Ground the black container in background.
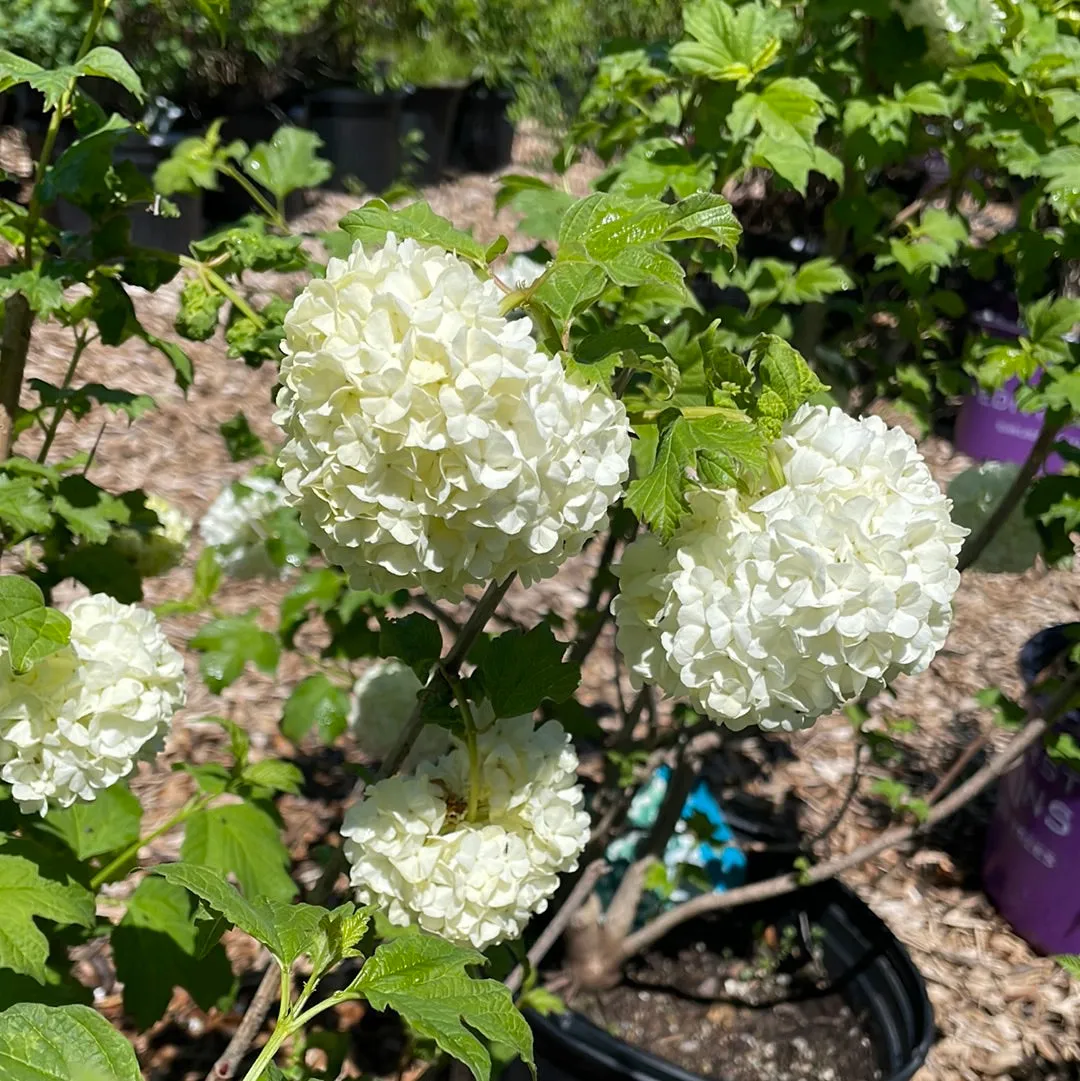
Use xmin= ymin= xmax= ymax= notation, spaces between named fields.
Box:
xmin=307 ymin=87 xmax=403 ymax=195
xmin=401 ymin=85 xmax=465 ymax=186
xmin=451 ymin=82 xmax=515 ymax=173
xmin=519 ymin=881 xmax=933 ymax=1081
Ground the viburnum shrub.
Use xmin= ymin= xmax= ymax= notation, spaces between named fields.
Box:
xmin=0 ymin=7 xmax=1076 ymax=1080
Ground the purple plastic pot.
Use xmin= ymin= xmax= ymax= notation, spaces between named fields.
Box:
xmin=954 ymin=311 xmax=1080 ymax=471
xmin=983 ymin=625 xmax=1080 ymax=954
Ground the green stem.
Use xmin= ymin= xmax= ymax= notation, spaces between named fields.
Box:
xmin=37 ymin=330 xmax=92 ymax=464
xmin=89 ymin=795 xmax=206 ymax=889
xmin=238 ymin=1024 xmax=291 ymax=1081
xmin=627 ymin=405 xmax=730 ymax=425
xmin=180 ymin=257 xmax=266 ymax=327
xmin=443 ymin=665 xmax=482 ymax=821
xmin=218 ymin=165 xmax=287 ymax=230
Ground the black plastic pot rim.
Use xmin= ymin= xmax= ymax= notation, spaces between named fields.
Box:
xmin=526 ymin=879 xmax=933 ymax=1081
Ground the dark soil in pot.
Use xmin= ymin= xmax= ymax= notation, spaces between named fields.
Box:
xmin=572 ymin=937 xmax=878 ymax=1081
xmin=401 ymin=85 xmax=465 ymax=186
xmin=307 ymin=86 xmax=403 ymax=195
xmin=522 ymin=881 xmax=932 ymax=1081
xmin=451 ymin=82 xmax=515 ymax=173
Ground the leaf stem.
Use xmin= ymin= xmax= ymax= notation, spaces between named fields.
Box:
xmin=37 ymin=329 xmax=94 ymax=464
xmin=89 ymin=795 xmax=207 ymax=890
xmin=218 ymin=165 xmax=286 ymax=230
xmin=444 ymin=664 xmax=482 ymax=821
xmin=180 ymin=257 xmax=266 ymax=329
xmin=627 ymin=405 xmax=730 ymax=425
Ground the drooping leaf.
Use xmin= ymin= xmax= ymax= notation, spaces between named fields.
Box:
xmin=219 ymin=412 xmax=267 ymax=462
xmin=111 ymin=877 xmax=236 ymax=1030
xmin=280 ymin=674 xmax=351 ymax=745
xmin=379 ymin=613 xmax=443 ymax=677
xmin=190 ymin=612 xmax=280 ymax=692
xmin=0 ymin=476 xmax=53 ymax=536
xmin=52 ymin=476 xmax=131 ymax=545
xmin=670 ymin=0 xmax=785 ymax=84
xmin=351 ymin=933 xmax=534 ymax=1081
xmin=475 ymin=624 xmax=580 ymax=719
xmin=36 ymin=783 xmax=141 ymax=861
xmin=279 ymin=567 xmax=344 ymax=643
xmin=0 ymin=1003 xmax=141 ymax=1081
xmin=240 ymin=759 xmax=304 ymax=795
xmin=0 ymin=855 xmax=94 ymax=982
xmin=0 ymin=577 xmax=71 ymax=672
xmin=340 ymin=200 xmax=486 ymax=264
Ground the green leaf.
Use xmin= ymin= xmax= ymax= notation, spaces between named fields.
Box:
xmin=0 ymin=1003 xmax=141 ymax=1081
xmin=0 ymin=855 xmax=94 ymax=982
xmin=192 ymin=0 xmax=231 ymax=41
xmin=30 ymin=381 xmax=155 ymax=423
xmin=778 ymin=258 xmax=854 ymax=303
xmin=76 ymin=47 xmax=145 ymax=102
xmin=625 ymin=412 xmax=697 ymax=540
xmin=0 ymin=53 xmax=72 ymax=111
xmin=219 ymin=412 xmax=267 ymax=462
xmin=751 ymin=334 xmax=825 ymax=420
xmin=155 ymin=863 xmax=343 ymax=970
xmin=1045 ymin=730 xmax=1080 ymax=769
xmin=0 ymin=576 xmax=70 ymax=672
xmin=1055 ymin=955 xmax=1080 ymax=980
xmin=190 ymin=612 xmax=281 ymax=692
xmin=729 ymin=77 xmax=829 ymax=144
xmin=142 ymin=332 xmax=194 ymax=392
xmin=340 ymin=200 xmax=486 ymax=264
xmin=660 ymin=192 xmax=742 ymax=253
xmin=37 ymin=783 xmax=141 ymax=861
xmin=352 ymin=933 xmax=534 ymax=1081
xmin=153 ymin=120 xmax=246 ymax=196
xmin=243 ymin=127 xmax=332 ymax=201
xmin=175 ymin=278 xmax=225 ymax=342
xmin=379 ymin=613 xmax=443 ymax=676
xmin=571 ymin=326 xmax=678 ymax=393
xmin=52 ymin=476 xmax=131 ymax=545
xmin=181 ymin=802 xmax=297 ymax=902
xmin=477 ymin=624 xmax=580 ymax=718
xmin=279 ymin=568 xmax=344 ymax=642
xmin=112 ymin=877 xmax=236 ymax=1030
xmin=0 ymin=268 xmax=66 ymax=317
xmin=670 ymin=0 xmax=783 ymax=84
xmin=241 ymin=759 xmax=304 ymax=795
xmin=532 ymin=262 xmax=608 ymax=326
xmin=280 ymin=674 xmax=351 ymax=745
xmin=0 ymin=476 xmax=53 ymax=536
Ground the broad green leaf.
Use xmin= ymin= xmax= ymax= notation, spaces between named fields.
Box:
xmin=192 ymin=0 xmax=231 ymax=41
xmin=0 ymin=1003 xmax=141 ymax=1081
xmin=670 ymin=0 xmax=783 ymax=84
xmin=660 ymin=192 xmax=741 ymax=253
xmin=476 ymin=624 xmax=580 ymax=718
xmin=571 ymin=325 xmax=678 ymax=393
xmin=308 ymin=905 xmax=371 ymax=981
xmin=0 ymin=576 xmax=71 ymax=672
xmin=0 ymin=267 xmax=66 ymax=316
xmin=181 ymin=802 xmax=297 ymax=902
xmin=751 ymin=334 xmax=825 ymax=420
xmin=153 ymin=120 xmax=246 ymax=195
xmin=30 ymin=381 xmax=155 ymax=422
xmin=37 ymin=783 xmax=141 ymax=861
xmin=279 ymin=567 xmax=344 ymax=642
xmin=76 ymin=47 xmax=145 ymax=102
xmin=728 ymin=77 xmax=829 ymax=143
xmin=778 ymin=258 xmax=854 ymax=304
xmin=0 ymin=53 xmax=72 ymax=111
xmin=142 ymin=332 xmax=194 ymax=391
xmin=625 ymin=413 xmax=698 ymax=539
xmin=112 ymin=877 xmax=235 ymax=1030
xmin=241 ymin=759 xmax=304 ymax=795
xmin=280 ymin=674 xmax=351 ymax=745
xmin=52 ymin=476 xmax=131 ymax=545
xmin=0 ymin=855 xmax=94 ymax=982
xmin=175 ymin=278 xmax=225 ymax=341
xmin=900 ymin=82 xmax=950 ymax=115
xmin=340 ymin=200 xmax=486 ymax=264
xmin=219 ymin=411 xmax=267 ymax=462
xmin=750 ymin=134 xmax=816 ymax=194
xmin=190 ymin=612 xmax=280 ymax=692
xmin=244 ymin=127 xmax=332 ymax=201
xmin=532 ymin=262 xmax=608 ymax=326
xmin=0 ymin=476 xmax=53 ymax=536
xmin=379 ymin=613 xmax=443 ymax=676
xmin=352 ymin=933 xmax=534 ymax=1081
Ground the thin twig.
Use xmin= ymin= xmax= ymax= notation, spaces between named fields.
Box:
xmin=805 ymin=741 xmax=864 ymax=847
xmin=617 ymin=669 xmax=1080 ymax=962
xmin=926 ymin=729 xmax=991 ymax=805
xmin=414 ymin=593 xmax=463 ymax=633
xmin=209 ymin=965 xmax=281 ymax=1079
xmin=505 ymin=860 xmax=608 ymax=994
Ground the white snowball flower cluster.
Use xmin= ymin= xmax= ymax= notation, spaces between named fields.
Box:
xmin=112 ymin=493 xmax=192 ymax=577
xmin=273 ymin=234 xmax=632 ymax=601
xmin=0 ymin=594 xmax=186 ymax=814
xmin=348 ymin=658 xmax=449 ymax=766
xmin=614 ymin=405 xmax=966 ymax=731
xmin=342 ymin=714 xmax=590 ymax=949
xmin=199 ymin=474 xmax=291 ymax=579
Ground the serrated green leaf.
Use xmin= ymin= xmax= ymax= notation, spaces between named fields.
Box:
xmin=750 ymin=334 xmax=825 ymax=417
xmin=352 ymin=933 xmax=534 ymax=1081
xmin=778 ymin=258 xmax=854 ymax=304
xmin=379 ymin=613 xmax=443 ymax=676
xmin=279 ymin=568 xmax=344 ymax=642
xmin=241 ymin=759 xmax=304 ymax=795
xmin=142 ymin=332 xmax=194 ymax=392
xmin=112 ymin=877 xmax=235 ymax=1031
xmin=340 ymin=200 xmax=486 ymax=264
xmin=30 ymin=381 xmax=155 ymax=422
xmin=0 ymin=476 xmax=53 ymax=536
xmin=477 ymin=624 xmax=580 ymax=718
xmin=729 ymin=77 xmax=829 ymax=144
xmin=0 ymin=577 xmax=71 ymax=672
xmin=37 ymin=783 xmax=141 ymax=861
xmin=0 ymin=1003 xmax=141 ymax=1081
xmin=243 ymin=126 xmax=331 ymax=201
xmin=0 ymin=855 xmax=94 ymax=982
xmin=532 ymin=262 xmax=608 ymax=326
xmin=181 ymin=802 xmax=297 ymax=902
xmin=76 ymin=47 xmax=145 ymax=102
xmin=280 ymin=673 xmax=351 ymax=745
xmin=625 ymin=413 xmax=697 ymax=539
xmin=52 ymin=476 xmax=131 ymax=545
xmin=670 ymin=0 xmax=783 ymax=84
xmin=190 ymin=613 xmax=280 ymax=692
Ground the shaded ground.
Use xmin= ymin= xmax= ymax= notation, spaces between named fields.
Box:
xmin=1 ymin=122 xmax=1079 ymax=1080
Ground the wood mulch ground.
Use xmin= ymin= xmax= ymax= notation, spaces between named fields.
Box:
xmin=2 ymin=121 xmax=1080 ymax=1080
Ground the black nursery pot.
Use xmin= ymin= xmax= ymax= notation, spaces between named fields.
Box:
xmin=524 ymin=881 xmax=933 ymax=1081
xmin=401 ymin=85 xmax=466 ymax=186
xmin=307 ymin=87 xmax=403 ymax=195
xmin=450 ymin=82 xmax=515 ymax=173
